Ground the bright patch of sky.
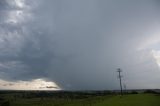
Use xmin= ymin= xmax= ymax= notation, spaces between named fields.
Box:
xmin=0 ymin=79 xmax=60 ymax=90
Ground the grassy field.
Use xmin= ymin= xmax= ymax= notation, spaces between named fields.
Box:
xmin=1 ymin=92 xmax=160 ymax=106
xmin=93 ymin=94 xmax=160 ymax=106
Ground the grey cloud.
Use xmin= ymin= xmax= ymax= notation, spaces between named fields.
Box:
xmin=0 ymin=0 xmax=160 ymax=90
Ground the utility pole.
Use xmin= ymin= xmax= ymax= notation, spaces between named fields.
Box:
xmin=117 ymin=68 xmax=123 ymax=95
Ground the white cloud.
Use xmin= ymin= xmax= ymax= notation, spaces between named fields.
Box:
xmin=6 ymin=0 xmax=26 ymax=9
xmin=14 ymin=0 xmax=25 ymax=8
xmin=0 ymin=79 xmax=60 ymax=90
xmin=152 ymin=50 xmax=160 ymax=67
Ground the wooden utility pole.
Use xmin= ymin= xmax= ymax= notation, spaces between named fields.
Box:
xmin=117 ymin=68 xmax=123 ymax=95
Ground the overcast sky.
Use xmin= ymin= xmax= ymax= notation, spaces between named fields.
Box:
xmin=0 ymin=0 xmax=160 ymax=90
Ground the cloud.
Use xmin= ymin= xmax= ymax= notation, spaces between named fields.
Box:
xmin=0 ymin=0 xmax=160 ymax=90
xmin=0 ymin=78 xmax=60 ymax=90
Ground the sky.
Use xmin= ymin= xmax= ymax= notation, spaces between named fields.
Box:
xmin=0 ymin=0 xmax=160 ymax=90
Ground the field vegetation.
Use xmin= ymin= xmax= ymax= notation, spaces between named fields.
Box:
xmin=0 ymin=90 xmax=160 ymax=106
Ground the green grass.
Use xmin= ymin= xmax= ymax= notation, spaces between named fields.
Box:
xmin=92 ymin=94 xmax=160 ymax=106
xmin=65 ymin=94 xmax=160 ymax=106
xmin=2 ymin=93 xmax=160 ymax=106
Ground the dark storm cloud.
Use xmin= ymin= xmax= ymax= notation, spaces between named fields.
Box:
xmin=1 ymin=0 xmax=160 ymax=90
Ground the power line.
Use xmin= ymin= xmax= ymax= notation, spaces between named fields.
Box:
xmin=117 ymin=68 xmax=123 ymax=95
